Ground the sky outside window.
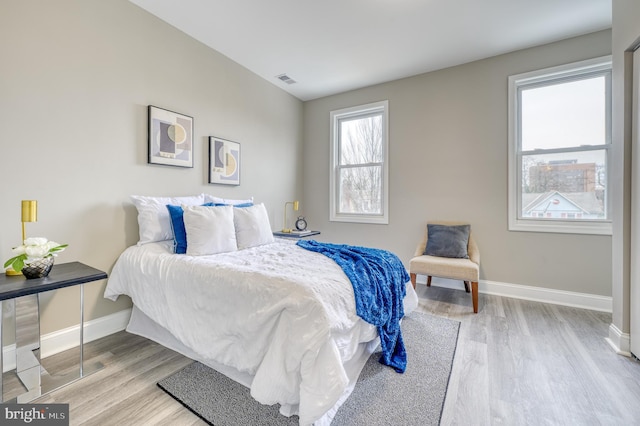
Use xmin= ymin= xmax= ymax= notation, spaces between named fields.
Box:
xmin=521 ymin=76 xmax=606 ymax=151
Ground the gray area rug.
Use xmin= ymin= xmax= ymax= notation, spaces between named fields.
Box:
xmin=157 ymin=312 xmax=460 ymax=425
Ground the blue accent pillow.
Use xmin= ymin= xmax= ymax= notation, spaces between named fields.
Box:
xmin=167 ymin=203 xmax=215 ymax=254
xmin=424 ymin=224 xmax=470 ymax=259
xmin=167 ymin=202 xmax=254 ymax=254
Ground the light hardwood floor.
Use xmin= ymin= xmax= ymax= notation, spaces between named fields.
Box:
xmin=9 ymin=285 xmax=640 ymax=425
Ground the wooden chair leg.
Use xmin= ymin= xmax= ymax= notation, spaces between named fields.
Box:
xmin=463 ymin=281 xmax=470 ymax=293
xmin=472 ymin=281 xmax=478 ymax=313
xmin=426 ymin=276 xmax=432 ymax=287
xmin=410 ymin=273 xmax=416 ymax=289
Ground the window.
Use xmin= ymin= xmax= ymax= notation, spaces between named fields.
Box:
xmin=330 ymin=100 xmax=389 ymax=224
xmin=508 ymin=56 xmax=612 ymax=235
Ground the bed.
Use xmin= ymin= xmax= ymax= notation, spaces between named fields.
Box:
xmin=104 ymin=195 xmax=418 ymax=425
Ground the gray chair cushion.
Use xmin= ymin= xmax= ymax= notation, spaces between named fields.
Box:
xmin=424 ymin=224 xmax=470 ymax=259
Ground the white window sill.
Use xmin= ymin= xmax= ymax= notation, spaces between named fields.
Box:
xmin=330 ymin=214 xmax=388 ymax=225
xmin=509 ymin=219 xmax=612 ymax=235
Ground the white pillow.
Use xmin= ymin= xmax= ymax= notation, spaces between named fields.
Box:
xmin=202 ymin=193 xmax=254 ymax=205
xmin=201 ymin=194 xmax=225 ymax=204
xmin=131 ymin=194 xmax=205 ymax=245
xmin=183 ymin=205 xmax=237 ymax=255
xmin=234 ymin=203 xmax=275 ymax=249
xmin=224 ymin=197 xmax=254 ymax=205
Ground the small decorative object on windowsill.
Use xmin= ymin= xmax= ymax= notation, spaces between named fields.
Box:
xmin=4 ymin=237 xmax=68 ymax=279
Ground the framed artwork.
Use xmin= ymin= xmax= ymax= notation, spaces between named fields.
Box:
xmin=209 ymin=136 xmax=240 ymax=185
xmin=148 ymin=105 xmax=193 ymax=168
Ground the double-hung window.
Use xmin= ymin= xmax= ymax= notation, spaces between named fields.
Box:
xmin=508 ymin=56 xmax=612 ymax=235
xmin=330 ymin=100 xmax=389 ymax=224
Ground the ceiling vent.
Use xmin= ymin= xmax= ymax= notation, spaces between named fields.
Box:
xmin=276 ymin=74 xmax=297 ymax=85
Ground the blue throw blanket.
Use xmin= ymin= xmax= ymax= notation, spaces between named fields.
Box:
xmin=296 ymin=240 xmax=409 ymax=373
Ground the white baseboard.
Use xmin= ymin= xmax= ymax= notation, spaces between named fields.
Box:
xmin=3 ymin=308 xmax=131 ymax=373
xmin=414 ymin=275 xmax=612 ymax=312
xmin=606 ymin=323 xmax=631 ymax=357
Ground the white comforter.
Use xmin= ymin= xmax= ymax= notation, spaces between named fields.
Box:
xmin=104 ymin=239 xmax=416 ymax=425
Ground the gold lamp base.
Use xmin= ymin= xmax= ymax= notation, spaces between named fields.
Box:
xmin=4 ymin=200 xmax=38 ymax=277
xmin=282 ymin=201 xmax=299 ymax=235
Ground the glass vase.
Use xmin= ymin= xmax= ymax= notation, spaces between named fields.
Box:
xmin=22 ymin=256 xmax=54 ymax=279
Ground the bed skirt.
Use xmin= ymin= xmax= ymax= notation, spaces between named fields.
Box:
xmin=127 ymin=306 xmax=370 ymax=425
xmin=125 ymin=281 xmax=418 ymax=425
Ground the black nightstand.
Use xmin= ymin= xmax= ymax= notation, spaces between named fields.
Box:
xmin=0 ymin=262 xmax=107 ymax=402
xmin=273 ymin=231 xmax=321 ymax=239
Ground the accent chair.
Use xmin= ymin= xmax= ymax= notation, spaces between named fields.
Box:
xmin=409 ymin=221 xmax=480 ymax=313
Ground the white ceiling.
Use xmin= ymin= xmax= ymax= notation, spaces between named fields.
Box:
xmin=129 ymin=0 xmax=612 ymax=101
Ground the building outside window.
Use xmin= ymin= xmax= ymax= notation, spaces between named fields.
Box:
xmin=330 ymin=100 xmax=389 ymax=224
xmin=508 ymin=56 xmax=612 ymax=235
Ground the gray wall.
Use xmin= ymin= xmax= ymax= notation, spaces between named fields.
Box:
xmin=0 ymin=0 xmax=303 ymax=335
xmin=0 ymin=0 xmax=619 ymax=342
xmin=611 ymin=0 xmax=640 ymax=336
xmin=303 ymin=30 xmax=612 ymax=296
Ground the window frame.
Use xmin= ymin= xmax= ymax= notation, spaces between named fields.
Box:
xmin=508 ymin=56 xmax=612 ymax=235
xmin=330 ymin=100 xmax=389 ymax=224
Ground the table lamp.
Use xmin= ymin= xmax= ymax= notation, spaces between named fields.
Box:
xmin=282 ymin=200 xmax=299 ymax=233
xmin=5 ymin=200 xmax=38 ymax=276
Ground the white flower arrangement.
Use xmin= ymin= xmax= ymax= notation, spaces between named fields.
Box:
xmin=4 ymin=237 xmax=68 ymax=273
